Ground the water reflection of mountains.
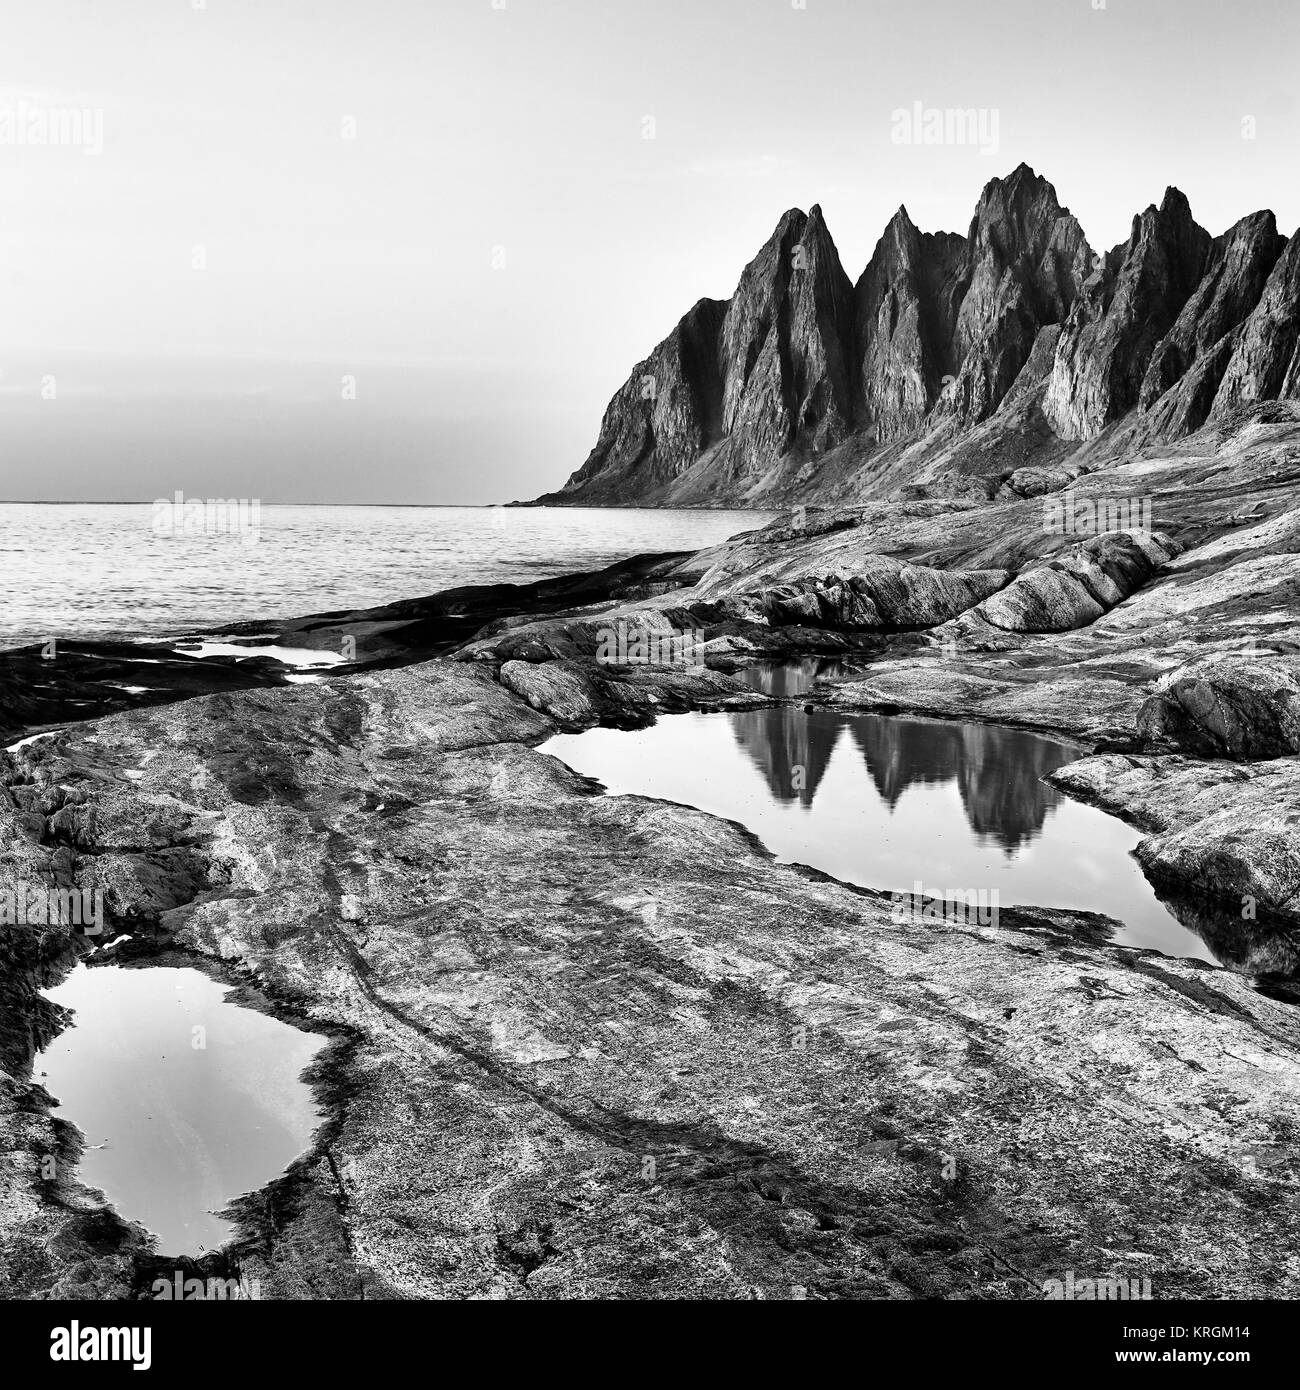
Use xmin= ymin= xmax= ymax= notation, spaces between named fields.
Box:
xmin=727 ymin=704 xmax=1077 ymax=851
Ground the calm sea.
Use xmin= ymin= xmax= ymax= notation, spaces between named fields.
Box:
xmin=0 ymin=503 xmax=774 ymax=650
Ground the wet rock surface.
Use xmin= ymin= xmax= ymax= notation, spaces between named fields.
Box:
xmin=6 ymin=417 xmax=1300 ymax=1299
xmin=0 ymin=550 xmax=699 ymax=748
xmin=4 ymin=662 xmax=1300 ymax=1301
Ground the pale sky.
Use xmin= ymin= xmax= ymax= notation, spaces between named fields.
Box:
xmin=0 ymin=0 xmax=1295 ymax=503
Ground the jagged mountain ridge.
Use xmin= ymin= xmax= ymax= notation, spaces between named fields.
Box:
xmin=531 ymin=164 xmax=1300 ymax=508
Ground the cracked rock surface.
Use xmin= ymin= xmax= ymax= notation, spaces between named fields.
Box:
xmin=3 ymin=655 xmax=1300 ymax=1300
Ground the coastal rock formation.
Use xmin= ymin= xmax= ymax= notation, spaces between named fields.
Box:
xmin=853 ymin=208 xmax=964 ymax=442
xmin=1136 ymin=654 xmax=1300 ymax=758
xmin=531 ymin=167 xmax=1299 ymax=509
xmin=850 ymin=167 xmax=1091 ymax=442
xmin=6 ymin=657 xmax=1300 ymax=1301
xmin=966 ymin=530 xmax=1181 ymax=633
xmin=497 ymin=655 xmax=761 ymax=730
xmin=740 ymin=560 xmax=1008 ymax=632
xmin=550 ymin=207 xmax=856 ymax=503
xmin=927 ymin=166 xmax=1092 ymax=431
xmin=1136 ymin=210 xmax=1285 ymax=436
xmin=0 ymin=552 xmax=705 ymax=747
xmin=719 ymin=205 xmax=858 ymax=471
xmin=555 ymin=297 xmax=727 ymax=502
xmin=8 ymin=409 xmax=1300 ymax=1301
xmin=1050 ymin=753 xmax=1300 ymax=919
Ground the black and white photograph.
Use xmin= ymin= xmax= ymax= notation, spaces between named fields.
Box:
xmin=0 ymin=0 xmax=1297 ymax=1365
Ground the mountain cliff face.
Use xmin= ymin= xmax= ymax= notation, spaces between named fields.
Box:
xmin=556 ymin=206 xmax=857 ymax=504
xmin=1211 ymin=232 xmax=1300 ymax=414
xmin=1042 ymin=189 xmax=1212 ymax=440
xmin=531 ymin=164 xmax=1299 ymax=507
xmin=553 ymin=296 xmax=727 ymax=504
xmin=718 ymin=205 xmax=858 ymax=473
xmin=1135 ymin=210 xmax=1285 ymax=439
xmin=930 ymin=165 xmax=1093 ymax=432
xmin=853 ymin=209 xmax=963 ymax=443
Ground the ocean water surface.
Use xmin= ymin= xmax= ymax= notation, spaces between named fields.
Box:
xmin=0 ymin=503 xmax=773 ymax=649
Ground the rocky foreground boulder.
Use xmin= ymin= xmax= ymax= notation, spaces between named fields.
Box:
xmin=727 ymin=558 xmax=1008 ymax=632
xmin=1050 ymin=753 xmax=1300 ymax=922
xmin=968 ymin=530 xmax=1182 ymax=633
xmin=1137 ymin=654 xmax=1300 ymax=758
xmin=496 ymin=656 xmax=761 ymax=731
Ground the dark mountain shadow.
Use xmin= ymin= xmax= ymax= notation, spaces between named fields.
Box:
xmin=953 ymin=722 xmax=1078 ymax=850
xmin=738 ymin=656 xmax=874 ymax=697
xmin=729 ymin=706 xmax=842 ymax=806
xmin=727 ymin=698 xmax=1078 ymax=845
xmin=847 ymin=714 xmax=1075 ymax=850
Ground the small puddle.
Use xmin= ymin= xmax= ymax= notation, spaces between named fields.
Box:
xmin=737 ymin=656 xmax=872 ymax=697
xmin=35 ymin=964 xmax=326 ymax=1256
xmin=546 ymin=704 xmax=1270 ymax=970
xmin=172 ymin=641 xmax=345 ymax=668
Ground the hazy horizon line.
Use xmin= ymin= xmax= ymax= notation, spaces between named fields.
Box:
xmin=0 ymin=498 xmax=772 ymax=511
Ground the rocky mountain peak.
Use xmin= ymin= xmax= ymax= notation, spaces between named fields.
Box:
xmin=717 ymin=202 xmax=856 ymax=469
xmin=1043 ymin=186 xmax=1211 ymax=440
xmin=534 ymin=168 xmax=1300 ymax=508
xmin=968 ymin=163 xmax=1061 ymax=248
xmin=1136 ymin=208 xmax=1285 ymax=436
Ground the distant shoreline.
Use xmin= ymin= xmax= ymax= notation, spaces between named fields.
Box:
xmin=0 ymin=499 xmax=774 ymax=510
